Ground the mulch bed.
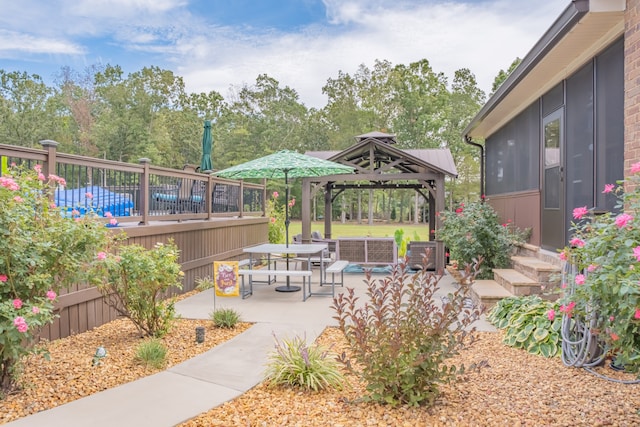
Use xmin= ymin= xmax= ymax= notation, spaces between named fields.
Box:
xmin=1 ymin=291 xmax=639 ymax=426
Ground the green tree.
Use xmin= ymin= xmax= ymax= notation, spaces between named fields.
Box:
xmin=491 ymin=57 xmax=522 ymax=96
xmin=0 ymin=70 xmax=57 ymax=147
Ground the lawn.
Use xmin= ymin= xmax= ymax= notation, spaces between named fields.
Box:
xmin=288 ymin=220 xmax=431 ymax=241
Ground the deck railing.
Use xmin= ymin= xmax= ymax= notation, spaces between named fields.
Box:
xmin=0 ymin=140 xmax=266 ymax=224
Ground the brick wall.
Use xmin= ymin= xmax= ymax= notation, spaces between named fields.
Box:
xmin=626 ymin=0 xmax=640 ymax=177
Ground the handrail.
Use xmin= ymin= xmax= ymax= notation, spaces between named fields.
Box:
xmin=0 ymin=141 xmax=265 ymax=225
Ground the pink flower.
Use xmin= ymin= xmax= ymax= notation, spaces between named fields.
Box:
xmin=272 ymin=191 xmax=279 ymax=199
xmin=615 ymin=213 xmax=634 ymax=228
xmin=635 ymin=308 xmax=640 ymax=320
xmin=270 ymin=217 xmax=276 ymax=224
xmin=610 ymin=332 xmax=619 ymax=341
xmin=109 ymin=218 xmax=118 ymax=226
xmin=631 ymin=162 xmax=640 ymax=174
xmin=455 ymin=208 xmax=463 ymax=214
xmin=13 ymin=196 xmax=22 ymax=202
xmin=602 ymin=184 xmax=615 ymax=193
xmin=575 ymin=274 xmax=585 ymax=285
xmin=559 ymin=301 xmax=576 ymax=317
xmin=13 ymin=317 xmax=28 ymax=333
xmin=85 ymin=192 xmax=93 ymax=199
xmin=32 ymin=306 xmax=40 ymax=314
xmin=559 ymin=252 xmax=567 ymax=261
xmin=104 ymin=212 xmax=113 ymax=218
xmin=609 ymin=316 xmax=615 ymax=322
xmin=49 ymin=203 xmax=56 ymax=209
xmin=97 ymin=252 xmax=107 ymax=260
xmin=288 ymin=198 xmax=296 ymax=208
xmin=547 ymin=309 xmax=555 ymax=321
xmin=34 ymin=164 xmax=42 ymax=172
xmin=587 ymin=264 xmax=597 ymax=272
xmin=72 ymin=209 xmax=80 ymax=216
xmin=569 ymin=238 xmax=585 ymax=248
xmin=0 ymin=177 xmax=19 ymax=191
xmin=572 ymin=206 xmax=589 ymax=220
xmin=634 ymin=246 xmax=640 ymax=262
xmin=12 ymin=299 xmax=22 ymax=309
xmin=46 ymin=290 xmax=57 ymax=301
xmin=0 ymin=274 xmax=7 ymax=282
xmin=37 ymin=173 xmax=45 ymax=181
xmin=561 ymin=282 xmax=567 ymax=289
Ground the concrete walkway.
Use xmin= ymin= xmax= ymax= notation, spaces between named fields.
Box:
xmin=5 ymin=270 xmax=495 ymax=427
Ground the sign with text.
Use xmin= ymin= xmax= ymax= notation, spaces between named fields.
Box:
xmin=214 ymin=261 xmax=239 ymax=297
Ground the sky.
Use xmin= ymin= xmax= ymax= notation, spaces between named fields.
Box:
xmin=0 ymin=0 xmax=569 ymax=108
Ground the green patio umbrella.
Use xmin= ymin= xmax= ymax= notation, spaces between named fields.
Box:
xmin=215 ymin=150 xmax=354 ymax=291
xmin=200 ymin=120 xmax=213 ymax=172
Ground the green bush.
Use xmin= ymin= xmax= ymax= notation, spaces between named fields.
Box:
xmin=195 ymin=275 xmax=214 ymax=291
xmin=0 ymin=164 xmax=111 ymax=393
xmin=210 ymin=308 xmax=241 ymax=328
xmin=96 ymin=240 xmax=183 ymax=338
xmin=332 ymin=261 xmax=482 ymax=407
xmin=134 ymin=338 xmax=167 ymax=369
xmin=264 ymin=334 xmax=344 ymax=391
xmin=488 ymin=295 xmax=561 ymax=358
xmin=437 ymin=201 xmax=526 ymax=279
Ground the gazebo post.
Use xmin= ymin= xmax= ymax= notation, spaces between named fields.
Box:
xmin=324 ymin=184 xmax=332 ymax=239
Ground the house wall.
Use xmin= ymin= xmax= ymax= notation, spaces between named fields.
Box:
xmin=488 ymin=191 xmax=541 ymax=246
xmin=625 ymin=0 xmax=640 ymax=172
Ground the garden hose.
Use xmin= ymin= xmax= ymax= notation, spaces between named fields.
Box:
xmin=559 ymin=261 xmax=640 ymax=383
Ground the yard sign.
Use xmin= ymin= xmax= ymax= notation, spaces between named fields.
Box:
xmin=213 ymin=261 xmax=239 ymax=297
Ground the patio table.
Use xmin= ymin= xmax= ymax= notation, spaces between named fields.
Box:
xmin=242 ymin=243 xmax=328 ymax=292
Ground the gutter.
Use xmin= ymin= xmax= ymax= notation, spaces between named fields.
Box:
xmin=462 ymin=0 xmax=589 ymax=138
xmin=464 ymin=135 xmax=484 ymax=198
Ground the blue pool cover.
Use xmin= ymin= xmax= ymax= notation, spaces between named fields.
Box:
xmin=55 ymin=186 xmax=134 ymax=217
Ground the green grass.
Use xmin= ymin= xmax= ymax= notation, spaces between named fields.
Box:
xmin=288 ymin=221 xmax=431 ymax=241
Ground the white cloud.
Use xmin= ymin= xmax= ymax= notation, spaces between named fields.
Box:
xmin=178 ymin=1 xmax=568 ymax=108
xmin=0 ymin=0 xmax=568 ymax=109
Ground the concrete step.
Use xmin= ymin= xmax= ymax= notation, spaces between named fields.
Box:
xmin=470 ymin=279 xmax=513 ymax=310
xmin=511 ymin=256 xmax=561 ymax=285
xmin=493 ymin=268 xmax=540 ymax=296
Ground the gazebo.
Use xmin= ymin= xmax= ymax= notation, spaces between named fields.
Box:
xmin=300 ymin=131 xmax=457 ymax=271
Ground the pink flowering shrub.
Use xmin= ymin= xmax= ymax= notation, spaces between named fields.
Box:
xmin=0 ymin=164 xmax=111 ymax=393
xmin=266 ymin=191 xmax=286 ymax=244
xmin=560 ymin=165 xmax=640 ymax=373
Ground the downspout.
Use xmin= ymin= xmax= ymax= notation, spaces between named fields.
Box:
xmin=465 ymin=135 xmax=484 ymax=198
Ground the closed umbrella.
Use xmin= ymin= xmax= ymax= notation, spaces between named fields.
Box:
xmin=200 ymin=120 xmax=213 ymax=172
xmin=216 ymin=150 xmax=354 ymax=291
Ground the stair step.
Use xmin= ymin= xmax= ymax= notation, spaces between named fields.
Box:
xmin=470 ymin=279 xmax=513 ymax=310
xmin=493 ymin=268 xmax=540 ymax=296
xmin=511 ymin=256 xmax=560 ymax=284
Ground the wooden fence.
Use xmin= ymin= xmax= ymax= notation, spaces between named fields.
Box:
xmin=1 ymin=141 xmax=269 ymax=340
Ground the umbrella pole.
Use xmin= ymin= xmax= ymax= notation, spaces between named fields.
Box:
xmin=275 ymin=173 xmax=300 ymax=292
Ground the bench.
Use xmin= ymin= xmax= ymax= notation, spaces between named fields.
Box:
xmin=304 ymin=260 xmax=349 ymax=301
xmin=238 ymin=269 xmax=312 ymax=299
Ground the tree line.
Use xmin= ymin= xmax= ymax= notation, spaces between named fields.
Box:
xmin=0 ymin=58 xmax=517 ymax=217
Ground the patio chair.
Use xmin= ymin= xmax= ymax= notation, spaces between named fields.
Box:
xmin=153 ymin=165 xmax=205 ymax=213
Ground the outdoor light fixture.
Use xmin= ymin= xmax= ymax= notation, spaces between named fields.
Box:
xmin=92 ymin=346 xmax=107 ymax=366
xmin=195 ymin=326 xmax=205 ymax=343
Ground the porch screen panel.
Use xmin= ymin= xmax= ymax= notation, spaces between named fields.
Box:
xmin=595 ymin=37 xmax=624 ymax=212
xmin=485 ymin=101 xmax=540 ymax=195
xmin=565 ymin=61 xmax=594 ymax=222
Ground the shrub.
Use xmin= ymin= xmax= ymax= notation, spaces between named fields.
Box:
xmin=195 ymin=275 xmax=214 ymax=291
xmin=488 ymin=296 xmax=561 ymax=358
xmin=559 ymin=169 xmax=640 ymax=372
xmin=332 ymin=260 xmax=482 ymax=407
xmin=134 ymin=338 xmax=167 ymax=369
xmin=264 ymin=333 xmax=343 ymax=391
xmin=96 ymin=240 xmax=183 ymax=338
xmin=266 ymin=191 xmax=286 ymax=244
xmin=0 ymin=164 xmax=111 ymax=393
xmin=437 ymin=200 xmax=525 ymax=279
xmin=210 ymin=308 xmax=241 ymax=328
